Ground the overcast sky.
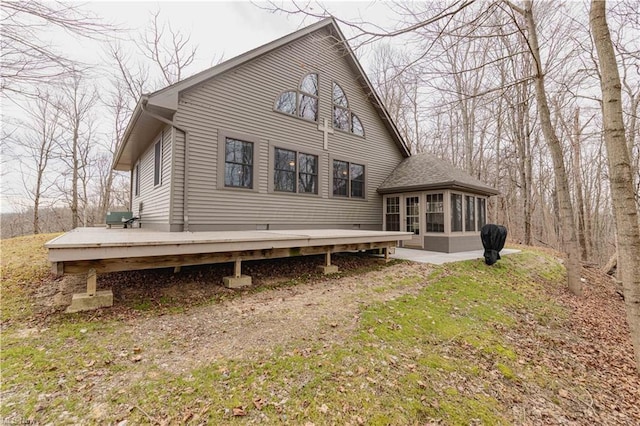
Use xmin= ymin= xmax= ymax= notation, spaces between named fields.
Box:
xmin=1 ymin=1 xmax=398 ymax=213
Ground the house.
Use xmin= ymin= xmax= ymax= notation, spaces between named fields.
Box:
xmin=112 ymin=17 xmax=497 ymax=253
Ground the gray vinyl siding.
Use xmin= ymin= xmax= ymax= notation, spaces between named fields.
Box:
xmin=131 ymin=126 xmax=172 ymax=230
xmin=173 ymin=27 xmax=404 ymax=230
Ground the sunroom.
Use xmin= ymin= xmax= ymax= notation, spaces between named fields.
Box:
xmin=378 ymin=152 xmax=499 ymax=253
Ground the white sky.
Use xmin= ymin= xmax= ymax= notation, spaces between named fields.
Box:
xmin=1 ymin=1 xmax=398 ymax=213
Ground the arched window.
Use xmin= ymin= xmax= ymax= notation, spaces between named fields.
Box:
xmin=275 ymin=73 xmax=318 ymax=122
xmin=332 ymin=82 xmax=364 ymax=136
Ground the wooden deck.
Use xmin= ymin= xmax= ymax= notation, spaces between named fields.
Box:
xmin=46 ymin=227 xmax=412 ymax=274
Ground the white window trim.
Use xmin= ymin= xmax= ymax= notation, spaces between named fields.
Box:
xmin=424 ymin=191 xmax=446 ymax=234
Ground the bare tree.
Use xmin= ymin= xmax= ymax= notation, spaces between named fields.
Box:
xmin=8 ymin=91 xmax=62 ymax=233
xmin=139 ymin=10 xmax=198 ymax=86
xmin=95 ymin=78 xmax=129 ymax=220
xmin=497 ymin=0 xmax=583 ymax=295
xmin=0 ymin=1 xmax=112 ymax=96
xmin=590 ymin=0 xmax=640 ymax=373
xmin=58 ymin=71 xmax=99 ymax=228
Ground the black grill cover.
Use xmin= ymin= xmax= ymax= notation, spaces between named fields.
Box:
xmin=480 ymin=224 xmax=508 ymax=265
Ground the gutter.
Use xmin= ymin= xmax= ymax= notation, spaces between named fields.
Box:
xmin=140 ymin=97 xmax=190 ymax=232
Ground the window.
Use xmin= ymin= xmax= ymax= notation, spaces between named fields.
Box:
xmin=134 ymin=163 xmax=140 ymax=196
xmin=273 ymin=148 xmax=318 ymax=194
xmin=298 ymin=153 xmax=318 ymax=194
xmin=275 ymin=91 xmax=296 ymax=115
xmin=426 ymin=193 xmax=444 ymax=232
xmin=451 ymin=194 xmax=462 ymax=232
xmin=350 ymin=163 xmax=364 ymax=198
xmin=332 ymin=82 xmax=364 ymax=136
xmin=274 ymin=148 xmax=296 ymax=192
xmin=332 ymin=160 xmax=365 ymax=198
xmin=465 ymin=195 xmax=476 ymax=231
xmin=477 ymin=198 xmax=486 ymax=229
xmin=224 ymin=138 xmax=253 ymax=188
xmin=386 ymin=197 xmax=400 ymax=231
xmin=154 ymin=140 xmax=162 ymax=186
xmin=275 ymin=73 xmax=318 ymax=122
xmin=406 ymin=196 xmax=420 ymax=234
xmin=333 ymin=160 xmax=348 ymax=197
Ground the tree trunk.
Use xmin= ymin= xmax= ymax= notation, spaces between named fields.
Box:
xmin=590 ymin=0 xmax=640 ymax=373
xmin=572 ymin=108 xmax=589 ymax=260
xmin=71 ymin=116 xmax=79 ymax=229
xmin=523 ymin=1 xmax=582 ymax=295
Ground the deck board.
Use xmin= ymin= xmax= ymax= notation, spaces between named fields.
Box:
xmin=46 ymin=228 xmax=412 ymax=263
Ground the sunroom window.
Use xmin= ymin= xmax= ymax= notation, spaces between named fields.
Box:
xmin=477 ymin=198 xmax=487 ymax=228
xmin=385 ymin=197 xmax=400 ymax=231
xmin=426 ymin=193 xmax=444 ymax=232
xmin=451 ymin=193 xmax=463 ymax=232
xmin=465 ymin=195 xmax=476 ymax=231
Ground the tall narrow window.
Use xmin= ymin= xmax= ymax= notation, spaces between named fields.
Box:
xmin=154 ymin=140 xmax=162 ymax=186
xmin=451 ymin=193 xmax=462 ymax=232
xmin=332 ymin=160 xmax=365 ymax=199
xmin=350 ymin=163 xmax=364 ymax=198
xmin=134 ymin=163 xmax=140 ymax=196
xmin=224 ymin=138 xmax=253 ymax=188
xmin=465 ymin=195 xmax=476 ymax=231
xmin=274 ymin=148 xmax=296 ymax=192
xmin=298 ymin=153 xmax=318 ymax=194
xmin=426 ymin=193 xmax=444 ymax=232
xmin=477 ymin=198 xmax=486 ymax=229
xmin=275 ymin=73 xmax=318 ymax=122
xmin=332 ymin=160 xmax=348 ymax=197
xmin=385 ymin=197 xmax=400 ymax=231
xmin=406 ymin=196 xmax=420 ymax=234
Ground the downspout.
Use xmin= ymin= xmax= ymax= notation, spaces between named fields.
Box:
xmin=140 ymin=97 xmax=190 ymax=232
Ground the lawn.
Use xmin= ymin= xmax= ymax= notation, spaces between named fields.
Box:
xmin=1 ymin=233 xmax=638 ymax=424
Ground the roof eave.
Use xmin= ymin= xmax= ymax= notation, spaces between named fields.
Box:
xmin=326 ymin=21 xmax=411 ymax=158
xmin=378 ymin=181 xmax=499 ymax=196
xmin=112 ymin=99 xmax=144 ymax=171
xmin=146 ymin=18 xmax=337 ymax=103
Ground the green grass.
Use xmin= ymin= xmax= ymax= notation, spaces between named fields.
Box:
xmin=103 ymin=252 xmax=565 ymax=424
xmin=1 ymin=233 xmax=61 ymax=322
xmin=1 ymin=232 xmax=573 ymax=424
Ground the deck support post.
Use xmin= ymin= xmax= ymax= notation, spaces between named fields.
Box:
xmin=51 ymin=262 xmax=64 ymax=276
xmin=376 ymin=245 xmax=395 ymax=264
xmin=317 ymin=251 xmax=339 ymax=274
xmin=87 ymin=268 xmax=97 ymax=296
xmin=223 ymin=257 xmax=252 ymax=288
xmin=65 ymin=268 xmax=113 ymax=313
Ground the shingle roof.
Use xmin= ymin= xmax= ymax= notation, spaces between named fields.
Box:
xmin=377 ymin=152 xmax=499 ymax=196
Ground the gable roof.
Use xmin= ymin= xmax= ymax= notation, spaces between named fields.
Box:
xmin=378 ymin=152 xmax=499 ymax=196
xmin=113 ymin=17 xmax=410 ymax=171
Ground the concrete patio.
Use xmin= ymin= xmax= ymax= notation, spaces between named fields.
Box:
xmin=391 ymin=247 xmax=520 ymax=265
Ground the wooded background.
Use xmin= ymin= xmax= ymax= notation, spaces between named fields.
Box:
xmin=1 ymin=0 xmax=639 ymax=372
xmin=1 ymin=1 xmax=638 ymax=269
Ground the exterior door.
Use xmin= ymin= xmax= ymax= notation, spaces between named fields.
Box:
xmin=404 ymin=195 xmax=423 ymax=248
